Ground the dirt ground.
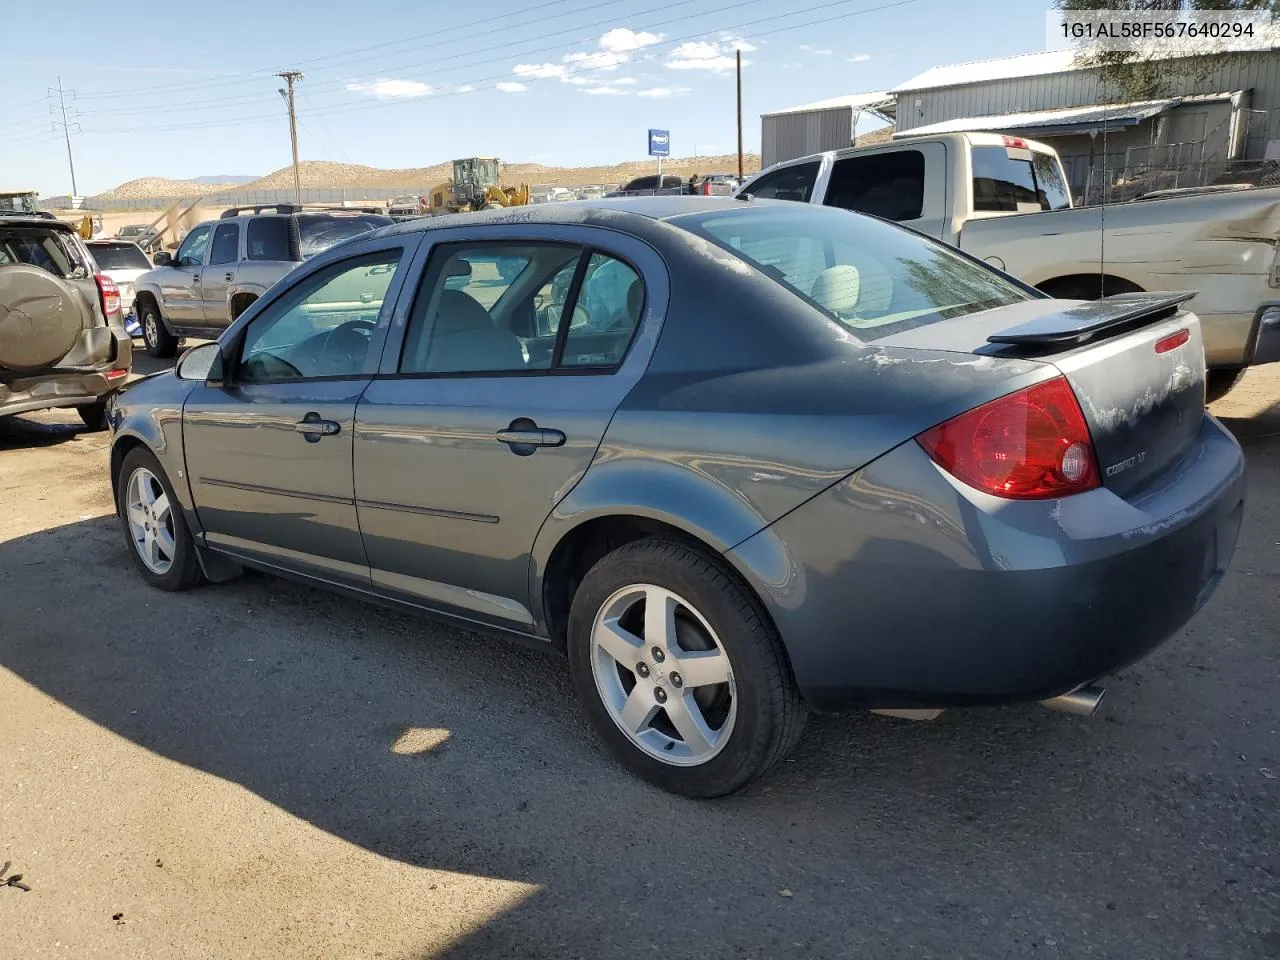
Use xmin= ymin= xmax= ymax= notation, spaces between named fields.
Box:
xmin=1 ymin=361 xmax=1277 ymax=959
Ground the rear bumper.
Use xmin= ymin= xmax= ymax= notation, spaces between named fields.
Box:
xmin=0 ymin=330 xmax=132 ymax=418
xmin=729 ymin=415 xmax=1246 ymax=712
xmin=1202 ymin=301 xmax=1280 ymax=368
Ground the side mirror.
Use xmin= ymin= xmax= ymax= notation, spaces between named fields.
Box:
xmin=153 ymin=251 xmax=173 ymax=267
xmin=174 ymin=342 xmax=222 ymax=382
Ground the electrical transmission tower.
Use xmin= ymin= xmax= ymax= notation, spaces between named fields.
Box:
xmin=49 ymin=76 xmax=81 ymax=198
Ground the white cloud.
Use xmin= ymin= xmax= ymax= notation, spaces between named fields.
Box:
xmin=563 ymin=49 xmax=628 ymax=71
xmin=582 ymin=85 xmax=628 ymax=96
xmin=345 ymin=78 xmax=432 ymax=99
xmin=496 ymin=81 xmax=527 ymax=93
xmin=637 ymin=85 xmax=692 ymax=98
xmin=665 ymin=38 xmax=755 ymax=72
xmin=799 ymin=44 xmax=833 ymax=55
xmin=452 ymin=84 xmax=474 ymax=93
xmin=613 ymin=77 xmax=638 ymax=85
xmin=561 ymin=75 xmax=593 ymax=86
xmin=599 ymin=27 xmax=663 ymax=52
xmin=513 ymin=62 xmax=566 ymax=79
xmin=848 ymin=53 xmax=872 ymax=63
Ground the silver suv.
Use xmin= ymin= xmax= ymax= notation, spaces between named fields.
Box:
xmin=133 ymin=205 xmax=392 ymax=357
xmin=0 ymin=215 xmax=132 ymax=429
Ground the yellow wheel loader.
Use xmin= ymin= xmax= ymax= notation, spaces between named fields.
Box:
xmin=428 ymin=158 xmax=529 ymax=214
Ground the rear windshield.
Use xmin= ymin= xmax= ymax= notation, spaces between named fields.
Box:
xmin=88 ymin=243 xmax=151 ymax=270
xmin=971 ymin=146 xmax=1071 ymax=213
xmin=676 ymin=205 xmax=1028 ymax=341
xmin=0 ymin=227 xmax=86 ymax=279
xmin=297 ymin=214 xmax=393 ymax=259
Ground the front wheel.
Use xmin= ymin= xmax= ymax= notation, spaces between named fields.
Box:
xmin=140 ymin=300 xmax=178 ymax=359
xmin=567 ymin=538 xmax=806 ymax=798
xmin=116 ymin=447 xmax=204 ymax=591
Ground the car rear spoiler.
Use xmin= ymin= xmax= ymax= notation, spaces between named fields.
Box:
xmin=987 ymin=291 xmax=1197 ymax=348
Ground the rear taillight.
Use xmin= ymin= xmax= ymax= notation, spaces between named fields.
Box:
xmin=916 ymin=376 xmax=1100 ymax=500
xmin=95 ymin=274 xmax=121 ymax=317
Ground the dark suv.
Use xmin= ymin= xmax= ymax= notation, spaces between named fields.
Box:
xmin=133 ymin=204 xmax=392 ymax=357
xmin=0 ymin=215 xmax=132 ymax=429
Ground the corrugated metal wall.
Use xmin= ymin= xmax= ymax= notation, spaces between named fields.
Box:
xmin=897 ymin=51 xmax=1280 ymax=159
xmin=762 ymin=108 xmax=853 ymax=167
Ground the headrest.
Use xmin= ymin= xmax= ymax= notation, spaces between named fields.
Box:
xmin=433 ymin=289 xmax=494 ymax=335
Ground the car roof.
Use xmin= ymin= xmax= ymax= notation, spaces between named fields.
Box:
xmin=0 ymin=214 xmax=77 ymax=232
xmin=373 ymin=196 xmax=755 ymax=240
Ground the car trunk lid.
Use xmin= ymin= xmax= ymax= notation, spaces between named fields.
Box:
xmin=876 ymin=292 xmax=1206 ymax=498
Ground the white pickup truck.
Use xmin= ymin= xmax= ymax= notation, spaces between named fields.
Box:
xmin=737 ymin=132 xmax=1280 ymax=401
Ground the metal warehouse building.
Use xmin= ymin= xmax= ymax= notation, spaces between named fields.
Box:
xmin=890 ymin=49 xmax=1280 ymax=201
xmin=760 ymin=92 xmax=896 ymax=168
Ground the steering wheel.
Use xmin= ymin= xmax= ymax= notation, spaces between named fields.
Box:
xmin=321 ymin=319 xmax=377 ymax=371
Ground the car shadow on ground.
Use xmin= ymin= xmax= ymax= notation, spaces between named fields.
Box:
xmin=0 ymin=413 xmax=92 ymax=450
xmin=1 ymin=399 xmax=1278 ymax=958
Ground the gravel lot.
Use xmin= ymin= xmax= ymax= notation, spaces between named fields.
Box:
xmin=2 ymin=356 xmax=1277 ymax=960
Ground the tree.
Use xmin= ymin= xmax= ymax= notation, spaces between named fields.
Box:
xmin=1055 ymin=0 xmax=1278 ymax=100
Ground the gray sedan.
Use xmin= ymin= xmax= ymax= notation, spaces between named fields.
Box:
xmin=106 ymin=198 xmax=1246 ymax=797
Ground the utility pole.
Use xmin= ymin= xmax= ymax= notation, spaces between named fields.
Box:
xmin=49 ymin=76 xmax=80 ymax=198
xmin=276 ymin=71 xmax=304 ymax=204
xmin=736 ymin=50 xmax=744 ymax=180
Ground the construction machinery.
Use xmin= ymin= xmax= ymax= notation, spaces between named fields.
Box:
xmin=427 ymin=158 xmax=530 ymax=214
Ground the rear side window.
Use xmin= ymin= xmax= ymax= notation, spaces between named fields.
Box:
xmin=246 ymin=217 xmax=292 ymax=261
xmin=971 ymin=146 xmax=1071 ymax=213
xmin=743 ymin=162 xmax=820 ymax=202
xmin=678 ymin=206 xmax=1026 ymax=341
xmin=208 ymin=223 xmax=240 ymax=265
xmin=824 ymin=150 xmax=925 ymax=221
xmin=296 ymin=214 xmax=393 ymax=259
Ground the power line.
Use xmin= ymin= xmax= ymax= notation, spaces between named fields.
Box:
xmin=75 ymin=0 xmax=918 ymax=137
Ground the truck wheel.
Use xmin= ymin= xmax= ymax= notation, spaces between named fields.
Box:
xmin=567 ymin=537 xmax=806 ymax=798
xmin=1205 ymin=367 xmax=1246 ymax=404
xmin=140 ymin=300 xmax=178 ymax=359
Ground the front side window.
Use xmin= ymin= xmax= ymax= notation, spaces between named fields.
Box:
xmin=678 ymin=206 xmax=1027 ymax=341
xmin=971 ymin=146 xmax=1071 ymax=213
xmin=175 ymin=225 xmax=212 ymax=267
xmin=238 ymin=252 xmax=401 ymax=382
xmin=246 ymin=217 xmax=292 ymax=261
xmin=208 ymin=223 xmax=240 ymax=266
xmin=824 ymin=150 xmax=925 ymax=221
xmin=743 ymin=162 xmax=820 ymax=202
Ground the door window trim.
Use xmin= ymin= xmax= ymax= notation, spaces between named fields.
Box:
xmin=390 ymin=238 xmax=647 ymax=381
xmin=224 ymin=246 xmax=411 ymax=386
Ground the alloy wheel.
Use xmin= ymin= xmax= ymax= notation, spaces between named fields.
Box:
xmin=125 ymin=466 xmax=176 ymax=575
xmin=590 ymin=584 xmax=737 ymax=766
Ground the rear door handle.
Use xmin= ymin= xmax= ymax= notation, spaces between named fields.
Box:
xmin=224 ymin=272 xmax=234 ymax=282
xmin=295 ymin=413 xmax=340 ymax=441
xmin=496 ymin=418 xmax=565 ymax=455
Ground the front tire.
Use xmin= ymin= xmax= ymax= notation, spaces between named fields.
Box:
xmin=567 ymin=537 xmax=805 ymax=798
xmin=140 ymin=300 xmax=178 ymax=359
xmin=1205 ymin=367 xmax=1246 ymax=404
xmin=116 ymin=447 xmax=204 ymax=591
xmin=77 ymin=401 xmax=108 ymax=431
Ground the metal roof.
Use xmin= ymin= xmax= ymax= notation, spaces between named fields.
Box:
xmin=895 ymin=98 xmax=1181 ymax=139
xmin=762 ymin=91 xmax=897 ymax=120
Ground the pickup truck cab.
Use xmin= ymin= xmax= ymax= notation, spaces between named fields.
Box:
xmin=133 ymin=206 xmax=392 ymax=358
xmin=738 ymin=132 xmax=1280 ymax=400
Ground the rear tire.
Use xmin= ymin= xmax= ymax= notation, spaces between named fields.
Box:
xmin=567 ymin=537 xmax=805 ymax=798
xmin=140 ymin=300 xmax=178 ymax=359
xmin=1205 ymin=367 xmax=1246 ymax=404
xmin=116 ymin=447 xmax=204 ymax=591
xmin=77 ymin=401 xmax=108 ymax=431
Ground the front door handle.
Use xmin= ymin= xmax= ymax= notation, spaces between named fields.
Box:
xmin=496 ymin=418 xmax=566 ymax=455
xmin=295 ymin=412 xmax=340 ymax=442
xmin=224 ymin=272 xmax=234 ymax=282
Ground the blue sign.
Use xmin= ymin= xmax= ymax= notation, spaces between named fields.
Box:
xmin=648 ymin=129 xmax=670 ymax=157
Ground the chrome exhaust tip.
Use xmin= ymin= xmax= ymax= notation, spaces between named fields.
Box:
xmin=1040 ymin=683 xmax=1105 ymax=717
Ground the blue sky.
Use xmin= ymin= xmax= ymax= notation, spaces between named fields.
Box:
xmin=6 ymin=0 xmax=1045 ymax=196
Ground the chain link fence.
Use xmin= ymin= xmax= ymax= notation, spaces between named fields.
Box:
xmin=43 ymin=185 xmax=431 ymax=212
xmin=1078 ymin=158 xmax=1280 ymax=205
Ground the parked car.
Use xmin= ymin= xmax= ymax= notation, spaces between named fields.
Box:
xmin=107 ymin=197 xmax=1244 ymax=797
xmin=736 ymin=132 xmax=1280 ymax=401
xmin=86 ymin=239 xmax=152 ymax=336
xmin=577 ymin=185 xmax=606 ymax=200
xmin=695 ymin=173 xmax=741 ymax=196
xmin=132 ymin=205 xmax=393 ymax=358
xmin=607 ymin=174 xmax=688 ymax=197
xmin=0 ymin=215 xmax=132 ymax=428
xmin=115 ymin=224 xmax=154 ymax=242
